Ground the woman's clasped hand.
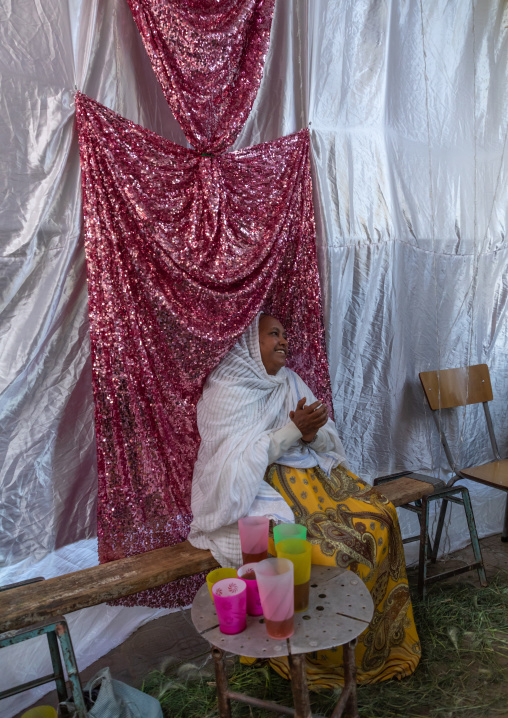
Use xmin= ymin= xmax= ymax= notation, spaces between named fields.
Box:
xmin=289 ymin=397 xmax=328 ymax=442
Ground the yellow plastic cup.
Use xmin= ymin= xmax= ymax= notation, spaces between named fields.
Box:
xmin=276 ymin=538 xmax=312 ymax=612
xmin=21 ymin=708 xmax=58 ymax=718
xmin=206 ymin=567 xmax=237 ymax=599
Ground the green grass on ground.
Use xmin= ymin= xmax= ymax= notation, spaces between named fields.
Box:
xmin=142 ymin=572 xmax=508 ymax=718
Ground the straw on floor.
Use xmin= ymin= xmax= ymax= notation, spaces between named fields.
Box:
xmin=141 ymin=571 xmax=508 ymax=718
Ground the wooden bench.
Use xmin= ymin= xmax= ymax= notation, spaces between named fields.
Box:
xmin=0 ymin=541 xmax=219 ymax=634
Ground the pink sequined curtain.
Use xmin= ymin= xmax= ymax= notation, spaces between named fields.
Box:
xmin=126 ymin=0 xmax=276 ymax=153
xmin=76 ymin=92 xmax=331 ymax=606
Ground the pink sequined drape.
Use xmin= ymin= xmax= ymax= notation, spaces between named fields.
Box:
xmin=76 ymin=92 xmax=331 ymax=607
xmin=126 ymin=0 xmax=275 ymax=153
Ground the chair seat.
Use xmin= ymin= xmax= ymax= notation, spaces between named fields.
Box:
xmin=459 ymin=459 xmax=508 ymax=490
xmin=376 ymin=476 xmax=435 ymax=507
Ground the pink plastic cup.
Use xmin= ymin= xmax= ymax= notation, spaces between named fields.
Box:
xmin=238 ymin=516 xmax=269 ymax=564
xmin=255 ymin=558 xmax=295 ymax=639
xmin=237 ymin=563 xmax=263 ymax=616
xmin=211 ymin=578 xmax=247 ymax=635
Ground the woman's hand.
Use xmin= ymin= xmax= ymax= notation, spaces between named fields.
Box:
xmin=289 ymin=397 xmax=329 ymax=442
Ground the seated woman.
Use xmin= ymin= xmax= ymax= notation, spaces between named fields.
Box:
xmin=189 ymin=313 xmax=420 ymax=686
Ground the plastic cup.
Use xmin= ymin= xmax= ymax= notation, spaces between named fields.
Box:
xmin=273 ymin=523 xmax=307 ymax=546
xmin=212 ymin=577 xmax=247 ymax=634
xmin=206 ymin=567 xmax=237 ymax=599
xmin=255 ymin=557 xmax=294 ymax=639
xmin=276 ymin=538 xmax=312 ymax=612
xmin=238 ymin=516 xmax=269 ymax=564
xmin=237 ymin=562 xmax=263 ymax=616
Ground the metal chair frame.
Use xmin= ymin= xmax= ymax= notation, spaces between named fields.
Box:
xmin=428 ymin=402 xmax=508 ymax=543
xmin=0 ymin=578 xmax=87 ymax=717
xmin=420 ymin=365 xmax=508 ymax=543
xmin=374 ymin=472 xmax=487 ymax=598
xmin=374 ymin=364 xmax=508 ymax=597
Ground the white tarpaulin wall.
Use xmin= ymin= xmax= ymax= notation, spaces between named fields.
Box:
xmin=1 ymin=1 xmax=507 ymax=714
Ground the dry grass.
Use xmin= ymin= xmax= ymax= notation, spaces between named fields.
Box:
xmin=142 ymin=572 xmax=508 ymax=718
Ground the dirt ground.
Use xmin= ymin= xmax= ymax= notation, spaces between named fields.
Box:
xmin=14 ymin=532 xmax=508 ymax=717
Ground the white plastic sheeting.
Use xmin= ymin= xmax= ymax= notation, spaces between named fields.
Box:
xmin=1 ymin=1 xmax=507 ymax=715
xmin=235 ymin=0 xmax=508 ymax=558
xmin=0 ymin=0 xmax=185 ymax=571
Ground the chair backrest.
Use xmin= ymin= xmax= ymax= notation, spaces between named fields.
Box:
xmin=419 ymin=364 xmax=493 ymax=411
xmin=419 ymin=364 xmax=500 ymax=471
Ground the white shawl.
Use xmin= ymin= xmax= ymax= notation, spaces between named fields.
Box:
xmin=188 ymin=313 xmax=347 ymax=565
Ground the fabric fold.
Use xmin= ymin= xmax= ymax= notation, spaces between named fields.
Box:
xmin=126 ymin=0 xmax=276 ymax=153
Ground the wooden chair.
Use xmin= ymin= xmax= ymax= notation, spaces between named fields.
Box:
xmin=419 ymin=364 xmax=508 ymax=544
xmin=373 ymin=364 xmax=508 ymax=598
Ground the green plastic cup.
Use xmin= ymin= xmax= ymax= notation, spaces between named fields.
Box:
xmin=273 ymin=523 xmax=307 ymax=546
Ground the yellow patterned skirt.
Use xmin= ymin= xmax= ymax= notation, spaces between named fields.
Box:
xmin=242 ymin=464 xmax=421 ymax=686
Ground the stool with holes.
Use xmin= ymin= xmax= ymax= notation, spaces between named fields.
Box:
xmin=191 ymin=565 xmax=374 ymax=718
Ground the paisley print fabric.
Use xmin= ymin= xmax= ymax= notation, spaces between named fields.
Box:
xmin=243 ymin=464 xmax=421 ymax=685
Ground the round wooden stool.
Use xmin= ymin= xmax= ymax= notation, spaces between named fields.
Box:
xmin=191 ymin=565 xmax=374 ymax=718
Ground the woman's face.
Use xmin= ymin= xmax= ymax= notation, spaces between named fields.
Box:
xmin=258 ymin=315 xmax=288 ymax=375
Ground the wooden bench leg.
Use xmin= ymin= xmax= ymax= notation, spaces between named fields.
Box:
xmin=288 ymin=651 xmax=312 ymax=718
xmin=212 ymin=647 xmax=232 ymax=718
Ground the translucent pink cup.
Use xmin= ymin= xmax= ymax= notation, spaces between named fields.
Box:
xmin=237 ymin=563 xmax=263 ymax=616
xmin=238 ymin=516 xmax=269 ymax=564
xmin=255 ymin=558 xmax=295 ymax=639
xmin=211 ymin=578 xmax=247 ymax=635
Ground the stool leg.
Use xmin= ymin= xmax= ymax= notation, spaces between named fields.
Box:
xmin=418 ymin=496 xmax=430 ymax=599
xmin=46 ymin=630 xmax=67 ymax=703
xmin=288 ymin=652 xmax=312 ymax=718
xmin=460 ymin=488 xmax=488 ymax=587
xmin=330 ymin=639 xmax=358 ymax=718
xmin=211 ymin=647 xmax=232 ymax=718
xmin=55 ymin=622 xmax=87 ymax=718
xmin=343 ymin=639 xmax=358 ymax=718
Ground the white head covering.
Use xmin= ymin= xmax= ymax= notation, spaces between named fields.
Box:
xmin=197 ymin=312 xmax=292 ymax=442
xmin=188 ymin=313 xmax=347 ymax=566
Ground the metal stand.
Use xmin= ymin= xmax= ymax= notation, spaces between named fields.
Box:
xmin=0 ymin=579 xmax=87 ymax=717
xmin=502 ymin=494 xmax=508 ymax=543
xmin=417 ymin=487 xmax=487 ymax=598
xmin=375 ymin=472 xmax=487 ymax=598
